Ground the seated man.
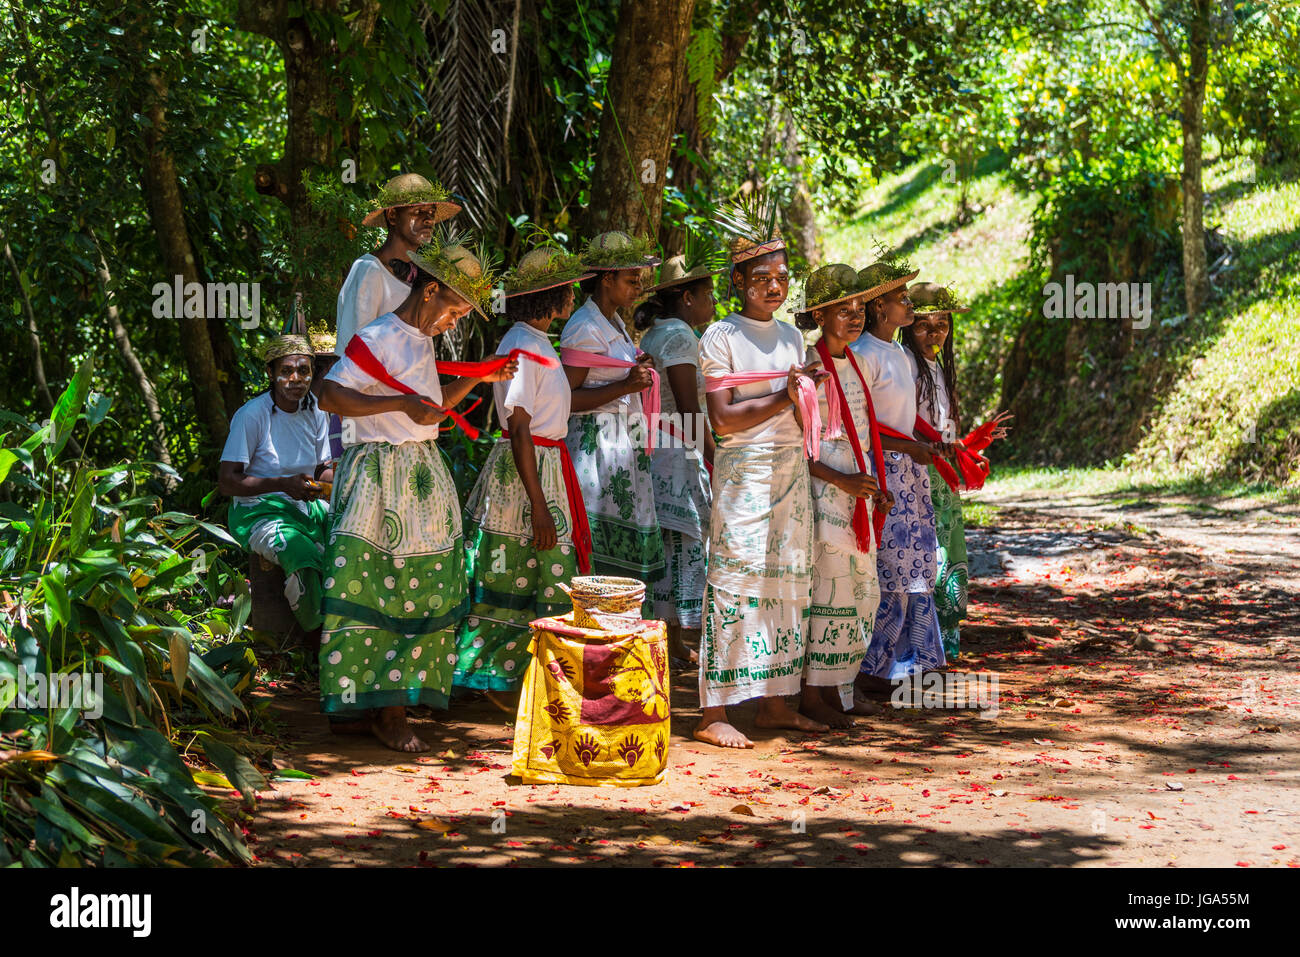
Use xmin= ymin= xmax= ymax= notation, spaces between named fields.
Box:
xmin=218 ymin=335 xmax=334 ymax=634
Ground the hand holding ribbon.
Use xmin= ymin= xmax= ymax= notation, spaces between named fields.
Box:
xmin=704 ymin=363 xmax=839 ymax=461
xmin=560 ymin=348 xmax=661 ymax=453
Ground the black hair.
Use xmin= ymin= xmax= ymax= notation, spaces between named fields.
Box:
xmin=794 ymin=306 xmax=818 ymax=331
xmin=899 ymin=313 xmax=959 ymax=433
xmin=632 ymin=277 xmax=711 ymax=330
xmin=506 ymin=283 xmax=573 ymax=324
xmin=578 ymin=272 xmax=609 ymax=297
xmin=387 ymin=257 xmax=420 ymax=284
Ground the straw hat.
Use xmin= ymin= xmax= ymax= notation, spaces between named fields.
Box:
xmin=856 ymin=255 xmax=920 ymax=304
xmin=407 ymin=227 xmax=501 ymax=320
xmin=645 ymin=229 xmax=727 ymax=294
xmin=909 ymin=282 xmax=970 ymax=316
xmin=714 ymin=191 xmax=787 ymax=265
xmin=794 ymin=263 xmax=867 ymax=315
xmin=259 ymin=335 xmax=314 ymax=364
xmin=580 ymin=231 xmax=661 ymax=271
xmin=361 ymin=173 xmax=462 ymax=229
xmin=504 ymin=245 xmax=593 ymax=298
xmin=307 ymin=327 xmax=337 ymax=356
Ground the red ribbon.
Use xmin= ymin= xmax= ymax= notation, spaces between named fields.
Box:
xmin=343 ymin=335 xmax=484 ymax=439
xmin=876 ymin=418 xmax=991 ymax=492
xmin=437 ymin=348 xmax=559 ymax=378
xmin=815 ymin=339 xmax=887 ymax=550
xmin=524 ymin=435 xmax=592 ymax=575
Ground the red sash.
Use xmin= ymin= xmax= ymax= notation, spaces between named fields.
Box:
xmin=520 ymin=435 xmax=592 ymax=575
xmin=343 ymin=336 xmax=484 ymax=439
xmin=437 ymin=348 xmax=559 ymax=377
xmin=816 ymin=339 xmax=887 ymax=550
xmin=876 ymin=418 xmax=990 ymax=492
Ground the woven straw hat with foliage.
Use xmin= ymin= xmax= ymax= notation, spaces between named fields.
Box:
xmin=580 ymin=231 xmax=661 ymax=271
xmin=259 ymin=335 xmax=313 ymax=365
xmin=856 ymin=243 xmax=920 ymax=303
xmin=306 ymin=325 xmax=337 ymax=356
xmin=909 ymin=282 xmax=970 ymax=315
xmin=361 ymin=172 xmax=462 ymax=228
xmin=407 ymin=226 xmax=501 ymax=320
xmin=646 ymin=230 xmax=726 ymax=294
xmin=714 ymin=190 xmax=787 ymax=265
xmin=795 ymin=262 xmax=867 ymax=317
xmin=504 ymin=243 xmax=593 ymax=298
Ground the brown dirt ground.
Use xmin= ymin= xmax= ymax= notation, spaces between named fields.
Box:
xmin=237 ymin=493 xmax=1300 ymax=868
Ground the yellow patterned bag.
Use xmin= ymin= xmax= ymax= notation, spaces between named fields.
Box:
xmin=511 ymin=615 xmax=670 ymax=787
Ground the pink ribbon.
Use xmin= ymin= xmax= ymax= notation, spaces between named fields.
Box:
xmin=560 ymin=348 xmax=661 ymax=453
xmin=704 ymin=370 xmax=840 ymax=460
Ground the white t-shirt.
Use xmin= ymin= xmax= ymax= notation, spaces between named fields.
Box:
xmin=698 ymin=312 xmax=805 ymax=448
xmin=639 ymin=316 xmax=706 ymax=418
xmin=493 ymin=322 xmax=570 ymax=441
xmin=815 ymin=352 xmax=873 ymax=454
xmin=324 ymin=312 xmax=445 ymax=447
xmin=221 ymin=393 xmax=331 ymax=506
xmin=850 ymin=333 xmax=917 ymax=436
xmin=335 ymin=254 xmax=412 ymax=356
xmin=908 ymin=352 xmax=952 ymax=434
xmin=559 ymin=297 xmax=640 ymax=417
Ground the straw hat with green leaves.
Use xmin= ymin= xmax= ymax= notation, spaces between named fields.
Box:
xmin=306 ymin=326 xmax=337 ymax=357
xmin=504 ymin=242 xmax=593 ymax=298
xmin=714 ymin=190 xmax=786 ymax=266
xmin=361 ymin=172 xmax=462 ymax=228
xmin=856 ymin=243 xmax=920 ymax=303
xmin=580 ymin=231 xmax=661 ymax=271
xmin=407 ymin=226 xmax=501 ymax=320
xmin=908 ymin=282 xmax=970 ymax=316
xmin=646 ymin=230 xmax=726 ymax=294
xmin=795 ymin=263 xmax=867 ymax=317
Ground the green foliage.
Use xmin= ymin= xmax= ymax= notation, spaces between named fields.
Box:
xmin=0 ymin=359 xmax=267 ymax=866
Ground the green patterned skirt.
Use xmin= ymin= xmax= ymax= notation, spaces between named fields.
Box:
xmin=564 ymin=412 xmax=665 ymax=598
xmin=319 ymin=439 xmax=467 ymax=714
xmin=454 ymin=440 xmax=579 ymax=691
xmin=929 ymin=467 xmax=969 ymax=659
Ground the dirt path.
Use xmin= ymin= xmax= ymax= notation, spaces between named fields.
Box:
xmin=241 ymin=491 xmax=1300 ymax=868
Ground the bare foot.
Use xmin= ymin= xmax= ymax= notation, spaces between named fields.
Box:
xmin=667 ymin=625 xmax=699 ymax=665
xmin=854 ymin=673 xmax=895 ymax=699
xmin=799 ymin=686 xmax=856 ymax=728
xmin=693 ymin=719 xmax=754 ymax=749
xmin=484 ymin=690 xmax=517 ymax=714
xmin=371 ymin=706 xmax=429 ymax=753
xmin=754 ymin=696 xmax=829 ymax=733
xmin=848 ymin=689 xmax=884 ymax=715
xmin=693 ymin=706 xmax=753 ymax=749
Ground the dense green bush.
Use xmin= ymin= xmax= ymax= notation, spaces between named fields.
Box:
xmin=0 ymin=358 xmax=270 ymax=866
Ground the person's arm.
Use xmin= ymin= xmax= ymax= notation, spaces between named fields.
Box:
xmin=564 ymin=356 xmax=653 ymax=413
xmin=318 ymin=380 xmax=446 ymax=427
xmin=439 ymin=359 xmax=520 ymax=411
xmin=707 ymin=362 xmax=827 ymax=436
xmin=665 ymin=362 xmax=712 ymax=451
xmin=808 ymin=460 xmax=879 ymax=499
xmin=505 ymin=407 xmax=557 ymax=552
xmin=218 ymin=461 xmax=319 ymax=501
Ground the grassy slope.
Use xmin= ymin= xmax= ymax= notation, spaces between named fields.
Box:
xmin=822 ymin=153 xmax=1300 ymax=492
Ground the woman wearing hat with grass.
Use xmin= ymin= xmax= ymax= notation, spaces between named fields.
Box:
xmin=559 ymin=231 xmax=666 ymax=599
xmin=218 ymin=335 xmax=335 ymax=636
xmin=693 ymin=196 xmax=832 ymax=749
xmin=794 ymin=264 xmax=892 ymax=725
xmin=335 ymin=172 xmax=461 ymax=355
xmin=899 ymin=284 xmax=1012 ymax=659
xmin=317 ymin=229 xmax=517 ymax=753
xmin=453 ymin=242 xmax=593 ymax=704
xmin=849 ymin=253 xmax=952 ymax=694
xmin=633 ymin=232 xmax=725 ymax=665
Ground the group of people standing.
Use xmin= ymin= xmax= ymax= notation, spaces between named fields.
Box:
xmin=217 ymin=172 xmax=1008 ymax=754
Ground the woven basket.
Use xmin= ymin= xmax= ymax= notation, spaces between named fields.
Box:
xmin=557 ymin=576 xmax=645 ymax=630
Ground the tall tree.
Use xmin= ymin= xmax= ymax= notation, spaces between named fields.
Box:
xmin=585 ymin=0 xmax=698 ymax=240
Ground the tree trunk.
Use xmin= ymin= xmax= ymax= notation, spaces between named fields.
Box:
xmin=781 ymin=108 xmax=821 ymax=268
xmin=2 ymin=232 xmax=55 ymax=414
xmin=1180 ymin=12 xmax=1211 ymax=318
xmin=137 ymin=71 xmax=230 ymax=447
xmin=585 ymin=0 xmax=698 ymax=241
xmin=90 ymin=232 xmax=173 ymax=470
